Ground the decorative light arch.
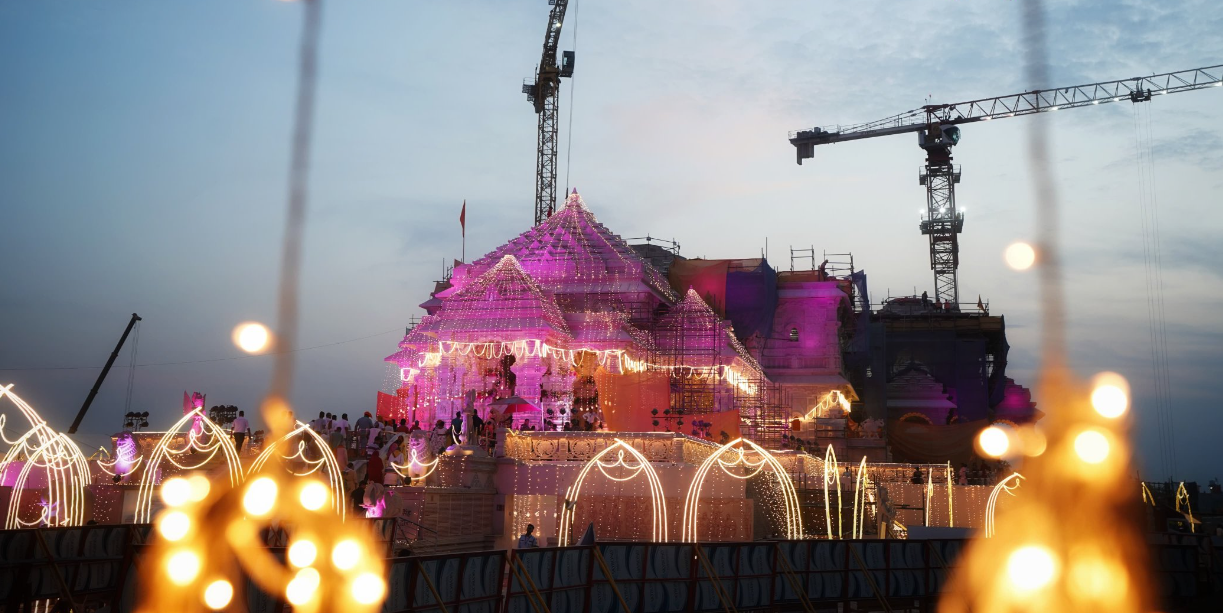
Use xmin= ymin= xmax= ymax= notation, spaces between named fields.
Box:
xmin=850 ymin=456 xmax=870 ymax=539
xmin=682 ymin=438 xmax=802 ymax=542
xmin=984 ymin=472 xmax=1023 ymax=537
xmin=135 ymin=407 xmax=243 ymax=523
xmin=558 ymin=438 xmax=667 ymax=546
xmin=248 ymin=421 xmax=346 ymax=520
xmin=0 ymin=385 xmax=92 ymax=528
xmin=823 ymin=444 xmax=843 ymax=539
xmin=898 ymin=412 xmax=932 ymax=424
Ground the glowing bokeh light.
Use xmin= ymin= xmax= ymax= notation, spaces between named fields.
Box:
xmin=157 ymin=510 xmax=192 ymax=542
xmin=186 ymin=475 xmax=212 ymax=502
xmin=243 ymin=477 xmax=278 ymax=516
xmin=285 ymin=568 xmax=320 ymax=605
xmin=1006 ymin=545 xmax=1057 ymax=592
xmin=1004 ymin=242 xmax=1037 ymax=270
xmin=1074 ymin=430 xmax=1110 ymax=464
xmin=1068 ymin=554 xmax=1128 ymax=603
xmin=233 ymin=322 xmax=271 ymax=353
xmin=203 ymin=579 xmax=234 ymax=610
xmin=299 ymin=481 xmax=328 ymax=511
xmin=288 ymin=539 xmax=318 ymax=568
xmin=1090 ymin=372 xmax=1129 ymax=418
xmin=332 ymin=539 xmax=361 ymax=570
xmin=351 ymin=572 xmax=386 ymax=605
xmin=166 ymin=550 xmax=202 ymax=586
xmin=978 ymin=426 xmax=1010 ymax=457
xmin=161 ymin=477 xmax=192 ymax=507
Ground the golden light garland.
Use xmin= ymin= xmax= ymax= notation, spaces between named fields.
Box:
xmin=390 ymin=447 xmax=440 ymax=483
xmin=557 ymin=438 xmax=667 ymax=546
xmin=985 ymin=473 xmax=1024 ymax=538
xmin=683 ymin=438 xmax=802 ymax=542
xmin=135 ymin=407 xmax=245 ymax=524
xmin=248 ymin=421 xmax=347 ymax=519
xmin=0 ymin=385 xmax=92 ymax=528
xmin=946 ymin=461 xmax=955 ymax=528
xmin=804 ymin=389 xmax=850 ymax=420
xmin=1173 ymin=482 xmax=1195 ymax=533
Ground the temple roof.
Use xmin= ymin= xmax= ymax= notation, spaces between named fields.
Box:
xmin=655 ymin=288 xmax=763 ymax=371
xmin=384 ymin=315 xmax=441 ymax=365
xmin=564 ymin=311 xmax=656 ymax=353
xmin=431 ymin=255 xmax=572 ymax=344
xmin=446 ymin=191 xmax=677 ymax=303
xmin=886 ymin=364 xmax=956 ymax=410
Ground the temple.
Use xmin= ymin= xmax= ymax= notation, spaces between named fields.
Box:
xmin=383 ymin=190 xmax=1041 ymax=464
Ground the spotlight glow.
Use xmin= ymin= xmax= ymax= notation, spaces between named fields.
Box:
xmin=157 ymin=510 xmax=191 ymax=541
xmin=1006 ymin=545 xmax=1057 ymax=592
xmin=166 ymin=550 xmax=201 ymax=586
xmin=243 ymin=477 xmax=278 ymax=516
xmin=1074 ymin=430 xmax=1110 ymax=464
xmin=203 ymin=579 xmax=234 ymax=610
xmin=351 ymin=572 xmax=386 ymax=605
xmin=978 ymin=426 xmax=1010 ymax=457
xmin=232 ymin=322 xmax=271 ymax=353
xmin=1004 ymin=242 xmax=1037 ymax=270
xmin=332 ymin=539 xmax=361 ymax=570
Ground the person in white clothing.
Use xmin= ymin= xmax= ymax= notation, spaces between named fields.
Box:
xmin=231 ymin=411 xmax=250 ymax=452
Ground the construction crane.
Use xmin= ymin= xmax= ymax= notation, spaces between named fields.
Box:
xmin=68 ymin=312 xmax=141 ymax=434
xmin=790 ymin=64 xmax=1222 ymax=305
xmin=523 ymin=0 xmax=576 ymax=226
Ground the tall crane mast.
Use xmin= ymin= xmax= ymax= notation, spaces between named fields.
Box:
xmin=790 ymin=64 xmax=1222 ymax=306
xmin=523 ymin=0 xmax=576 ymax=226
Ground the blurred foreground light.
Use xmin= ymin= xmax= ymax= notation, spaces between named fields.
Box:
xmin=332 ymin=539 xmax=361 ymax=570
xmin=161 ymin=477 xmax=192 ymax=507
xmin=1004 ymin=242 xmax=1036 ymax=270
xmin=288 ymin=539 xmax=318 ymax=568
xmin=167 ymin=549 xmax=202 ymax=585
xmin=1017 ymin=426 xmax=1047 ymax=457
xmin=286 ymin=568 xmax=321 ymax=605
xmin=157 ymin=510 xmax=191 ymax=541
xmin=352 ymin=572 xmax=386 ymax=605
xmin=1006 ymin=545 xmax=1057 ymax=592
xmin=300 ymin=481 xmax=329 ymax=511
xmin=1090 ymin=372 xmax=1129 ymax=418
xmin=203 ymin=579 xmax=234 ymax=610
xmin=186 ymin=474 xmax=212 ymax=502
xmin=1074 ymin=429 xmax=1111 ymax=464
xmin=243 ymin=477 xmax=278 ymax=516
xmin=233 ymin=322 xmax=271 ymax=353
xmin=1068 ymin=554 xmax=1128 ymax=604
xmin=978 ymin=426 xmax=1010 ymax=458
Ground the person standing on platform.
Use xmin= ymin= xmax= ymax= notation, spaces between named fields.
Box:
xmin=231 ymin=411 xmax=250 ymax=452
xmin=517 ymin=524 xmax=538 ymax=549
xmin=958 ymin=463 xmax=969 ymax=485
xmin=365 ymin=447 xmax=384 ymax=486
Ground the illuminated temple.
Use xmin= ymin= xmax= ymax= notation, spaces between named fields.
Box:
xmin=382 ymin=191 xmax=1040 ymax=461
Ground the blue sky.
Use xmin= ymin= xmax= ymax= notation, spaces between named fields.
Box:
xmin=1 ymin=1 xmax=1219 ymax=482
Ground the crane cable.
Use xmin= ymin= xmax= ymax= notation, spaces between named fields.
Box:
xmin=1131 ymin=102 xmax=1178 ymax=478
xmin=563 ymin=0 xmax=580 ymax=195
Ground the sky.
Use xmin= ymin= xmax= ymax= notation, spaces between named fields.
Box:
xmin=0 ymin=0 xmax=1219 ymax=483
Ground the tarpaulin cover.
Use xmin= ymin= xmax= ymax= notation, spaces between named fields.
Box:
xmin=595 ymin=370 xmax=671 ymax=432
xmin=886 ymin=418 xmax=987 ymax=464
xmin=668 ymin=259 xmax=729 ymax=316
xmin=376 ymin=391 xmax=410 ymax=422
xmin=725 ymin=259 xmax=777 ymax=341
xmin=668 ymin=258 xmax=778 ymax=340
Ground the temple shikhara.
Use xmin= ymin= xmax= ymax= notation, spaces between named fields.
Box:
xmin=382 ymin=191 xmax=1039 ymax=463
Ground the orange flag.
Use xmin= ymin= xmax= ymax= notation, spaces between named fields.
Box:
xmin=459 ymin=200 xmax=466 ymax=237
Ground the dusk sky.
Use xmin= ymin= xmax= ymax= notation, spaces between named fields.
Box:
xmin=1 ymin=1 xmax=1219 ymax=482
